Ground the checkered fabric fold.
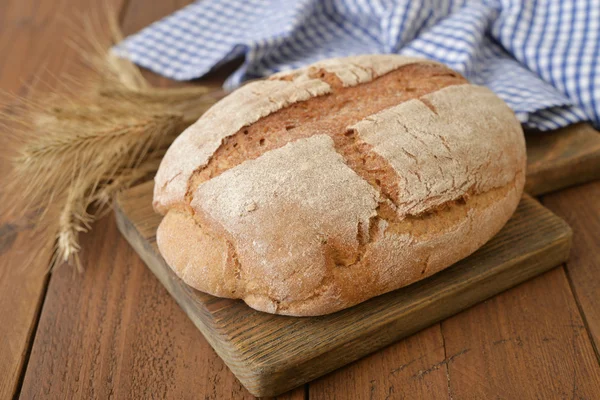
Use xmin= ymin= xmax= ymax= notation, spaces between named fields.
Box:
xmin=114 ymin=0 xmax=600 ymax=131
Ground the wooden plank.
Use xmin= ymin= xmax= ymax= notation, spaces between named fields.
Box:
xmin=525 ymin=123 xmax=600 ymax=196
xmin=542 ymin=180 xmax=600 ymax=360
xmin=0 ymin=225 xmax=51 ymax=400
xmin=0 ymin=0 xmax=124 ymax=398
xmin=19 ymin=215 xmax=304 ymax=400
xmin=439 ymin=180 xmax=600 ymax=399
xmin=309 ymin=325 xmax=449 ymax=399
xmin=442 ymin=267 xmax=600 ymax=398
xmin=113 ymin=180 xmax=571 ymax=397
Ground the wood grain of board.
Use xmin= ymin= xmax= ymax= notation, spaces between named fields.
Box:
xmin=114 ymin=180 xmax=572 ymax=397
xmin=0 ymin=0 xmax=125 ymax=398
xmin=542 ymin=181 xmax=600 ymax=361
xmin=442 ymin=267 xmax=600 ymax=399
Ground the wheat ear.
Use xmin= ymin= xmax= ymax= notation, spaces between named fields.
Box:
xmin=1 ymin=7 xmax=221 ymax=270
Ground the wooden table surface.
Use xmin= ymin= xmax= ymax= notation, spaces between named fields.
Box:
xmin=1 ymin=0 xmax=599 ymax=399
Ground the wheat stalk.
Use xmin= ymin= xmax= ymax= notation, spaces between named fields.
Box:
xmin=1 ymin=8 xmax=220 ymax=270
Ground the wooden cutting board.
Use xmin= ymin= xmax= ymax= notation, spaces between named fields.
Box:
xmin=114 ymin=181 xmax=572 ymax=397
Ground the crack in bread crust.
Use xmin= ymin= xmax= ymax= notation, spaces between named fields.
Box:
xmin=183 ymin=63 xmax=467 ymax=203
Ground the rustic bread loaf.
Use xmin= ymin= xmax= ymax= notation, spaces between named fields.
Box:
xmin=154 ymin=55 xmax=526 ymax=316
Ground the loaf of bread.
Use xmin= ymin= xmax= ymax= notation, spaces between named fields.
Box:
xmin=153 ymin=55 xmax=526 ymax=316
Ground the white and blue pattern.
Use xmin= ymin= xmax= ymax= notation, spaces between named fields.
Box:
xmin=114 ymin=0 xmax=600 ymax=131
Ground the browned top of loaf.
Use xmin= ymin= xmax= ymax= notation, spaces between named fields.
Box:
xmin=154 ymin=55 xmax=445 ymax=211
xmin=185 ymin=63 xmax=466 ymax=205
xmin=155 ymin=54 xmax=523 ymax=222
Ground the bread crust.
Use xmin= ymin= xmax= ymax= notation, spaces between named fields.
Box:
xmin=154 ymin=55 xmax=526 ymax=316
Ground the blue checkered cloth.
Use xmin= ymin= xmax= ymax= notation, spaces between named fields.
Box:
xmin=114 ymin=0 xmax=600 ymax=131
